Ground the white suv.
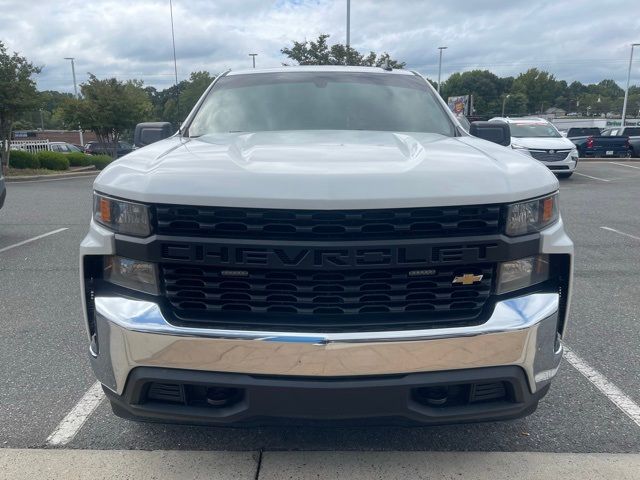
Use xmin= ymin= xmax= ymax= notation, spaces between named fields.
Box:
xmin=490 ymin=117 xmax=578 ymax=178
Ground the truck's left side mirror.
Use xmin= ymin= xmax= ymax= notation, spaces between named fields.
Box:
xmin=134 ymin=122 xmax=174 ymax=148
xmin=469 ymin=121 xmax=511 ymax=147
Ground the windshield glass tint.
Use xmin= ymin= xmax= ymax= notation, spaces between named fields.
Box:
xmin=188 ymin=72 xmax=454 ymax=136
xmin=509 ymin=123 xmax=561 ymax=138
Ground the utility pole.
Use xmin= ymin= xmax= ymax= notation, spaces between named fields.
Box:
xmin=437 ymin=46 xmax=447 ymax=95
xmin=622 ymin=43 xmax=640 ymax=127
xmin=345 ymin=0 xmax=351 ymax=65
xmin=64 ymin=57 xmax=83 ymax=146
xmin=249 ymin=53 xmax=258 ymax=68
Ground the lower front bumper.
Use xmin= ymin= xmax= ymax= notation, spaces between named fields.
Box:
xmin=541 ymin=159 xmax=577 ymax=173
xmin=105 ymin=365 xmax=550 ymax=426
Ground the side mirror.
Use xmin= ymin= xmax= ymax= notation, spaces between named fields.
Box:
xmin=469 ymin=121 xmax=511 ymax=147
xmin=134 ymin=122 xmax=174 ymax=148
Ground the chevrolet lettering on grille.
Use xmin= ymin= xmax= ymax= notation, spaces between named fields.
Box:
xmin=160 ymin=242 xmax=500 ymax=269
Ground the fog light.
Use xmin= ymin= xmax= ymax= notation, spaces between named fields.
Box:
xmin=497 ymin=255 xmax=550 ymax=294
xmin=104 ymin=256 xmax=159 ymax=295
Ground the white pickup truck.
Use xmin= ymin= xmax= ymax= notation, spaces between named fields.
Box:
xmin=80 ymin=66 xmax=573 ymax=425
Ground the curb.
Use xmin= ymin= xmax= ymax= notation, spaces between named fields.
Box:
xmin=6 ymin=169 xmax=99 ymax=183
xmin=579 ymin=157 xmax=640 ymax=162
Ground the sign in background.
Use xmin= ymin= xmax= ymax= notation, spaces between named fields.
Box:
xmin=447 ymin=95 xmax=473 ymax=117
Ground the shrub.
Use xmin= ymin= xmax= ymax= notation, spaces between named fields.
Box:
xmin=36 ymin=151 xmax=70 ymax=171
xmin=91 ymin=154 xmax=115 ymax=170
xmin=67 ymin=152 xmax=92 ymax=167
xmin=9 ymin=150 xmax=40 ymax=169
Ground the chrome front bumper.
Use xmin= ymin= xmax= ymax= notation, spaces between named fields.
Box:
xmin=91 ymin=292 xmax=563 ymax=396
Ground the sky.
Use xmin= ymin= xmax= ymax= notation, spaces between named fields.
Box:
xmin=1 ymin=0 xmax=639 ymax=93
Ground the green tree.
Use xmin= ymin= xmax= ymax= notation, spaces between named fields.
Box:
xmin=180 ymin=71 xmax=215 ymax=114
xmin=511 ymin=68 xmax=561 ymax=113
xmin=281 ymin=34 xmax=406 ymax=68
xmin=441 ymin=70 xmax=507 ymax=115
xmin=58 ymin=74 xmax=152 ymax=158
xmin=145 ymin=71 xmax=214 ymax=126
xmin=0 ymin=41 xmax=41 ymax=171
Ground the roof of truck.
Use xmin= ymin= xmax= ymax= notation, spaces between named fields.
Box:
xmin=227 ymin=65 xmax=416 ymax=76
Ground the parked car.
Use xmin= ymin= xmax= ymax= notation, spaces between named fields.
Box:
xmin=601 ymin=126 xmax=640 ymax=158
xmin=84 ymin=141 xmax=133 ymax=158
xmin=489 ymin=117 xmax=578 ymax=178
xmin=49 ymin=142 xmax=84 ymax=154
xmin=81 ymin=66 xmax=573 ymax=426
xmin=566 ymin=127 xmax=629 ymax=159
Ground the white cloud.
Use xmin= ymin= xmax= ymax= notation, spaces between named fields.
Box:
xmin=1 ymin=0 xmax=639 ymax=92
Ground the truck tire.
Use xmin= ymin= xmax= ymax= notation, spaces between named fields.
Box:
xmin=557 ymin=172 xmax=573 ymax=179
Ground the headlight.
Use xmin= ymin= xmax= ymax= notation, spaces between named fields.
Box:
xmin=505 ymin=193 xmax=559 ymax=236
xmin=93 ymin=193 xmax=152 ymax=237
xmin=497 ymin=255 xmax=550 ymax=294
xmin=104 ymin=256 xmax=159 ymax=295
xmin=511 ymin=144 xmax=531 ymax=156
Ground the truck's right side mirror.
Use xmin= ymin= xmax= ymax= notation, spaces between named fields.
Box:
xmin=469 ymin=121 xmax=511 ymax=147
xmin=134 ymin=122 xmax=174 ymax=148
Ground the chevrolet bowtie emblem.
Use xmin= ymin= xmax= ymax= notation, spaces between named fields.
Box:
xmin=452 ymin=273 xmax=483 ymax=285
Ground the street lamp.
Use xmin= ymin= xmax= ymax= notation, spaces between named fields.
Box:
xmin=249 ymin=53 xmax=258 ymax=68
xmin=64 ymin=57 xmax=83 ymax=146
xmin=622 ymin=43 xmax=640 ymax=127
xmin=502 ymin=94 xmax=511 ymax=117
xmin=437 ymin=46 xmax=447 ymax=95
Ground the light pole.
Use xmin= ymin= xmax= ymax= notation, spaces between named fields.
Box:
xmin=437 ymin=46 xmax=447 ymax=95
xmin=622 ymin=43 xmax=640 ymax=127
xmin=345 ymin=0 xmax=351 ymax=65
xmin=249 ymin=53 xmax=258 ymax=68
xmin=64 ymin=57 xmax=83 ymax=146
xmin=501 ymin=94 xmax=511 ymax=117
xmin=169 ymin=0 xmax=180 ymax=123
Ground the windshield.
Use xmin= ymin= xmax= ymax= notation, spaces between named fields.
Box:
xmin=509 ymin=122 xmax=562 ymax=138
xmin=188 ymin=72 xmax=455 ymax=136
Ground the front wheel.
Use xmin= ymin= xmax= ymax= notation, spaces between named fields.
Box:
xmin=556 ymin=172 xmax=573 ymax=179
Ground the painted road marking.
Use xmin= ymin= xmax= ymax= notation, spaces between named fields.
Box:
xmin=46 ymin=382 xmax=105 ymax=446
xmin=573 ymin=172 xmax=611 ymax=182
xmin=564 ymin=347 xmax=640 ymax=428
xmin=0 ymin=228 xmax=68 ymax=254
xmin=610 ymin=162 xmax=640 ymax=170
xmin=601 ymin=226 xmax=640 ymax=241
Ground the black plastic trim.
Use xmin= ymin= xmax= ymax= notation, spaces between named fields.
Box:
xmin=104 ymin=366 xmax=549 ymax=426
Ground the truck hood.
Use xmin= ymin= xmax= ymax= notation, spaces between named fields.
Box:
xmin=510 ymin=136 xmax=576 ymax=150
xmin=95 ymin=130 xmax=558 ymax=209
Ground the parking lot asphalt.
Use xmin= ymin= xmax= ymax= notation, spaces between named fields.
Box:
xmin=0 ymin=164 xmax=638 ymax=457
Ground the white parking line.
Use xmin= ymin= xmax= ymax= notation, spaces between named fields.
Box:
xmin=573 ymin=172 xmax=611 ymax=182
xmin=0 ymin=228 xmax=68 ymax=254
xmin=601 ymin=226 xmax=640 ymax=241
xmin=610 ymin=162 xmax=640 ymax=170
xmin=564 ymin=347 xmax=640 ymax=428
xmin=46 ymin=381 xmax=105 ymax=446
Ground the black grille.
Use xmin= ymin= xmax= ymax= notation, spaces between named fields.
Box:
xmin=155 ymin=205 xmax=502 ymax=240
xmin=162 ymin=264 xmax=494 ymax=331
xmin=529 ymin=150 xmax=571 ymax=162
